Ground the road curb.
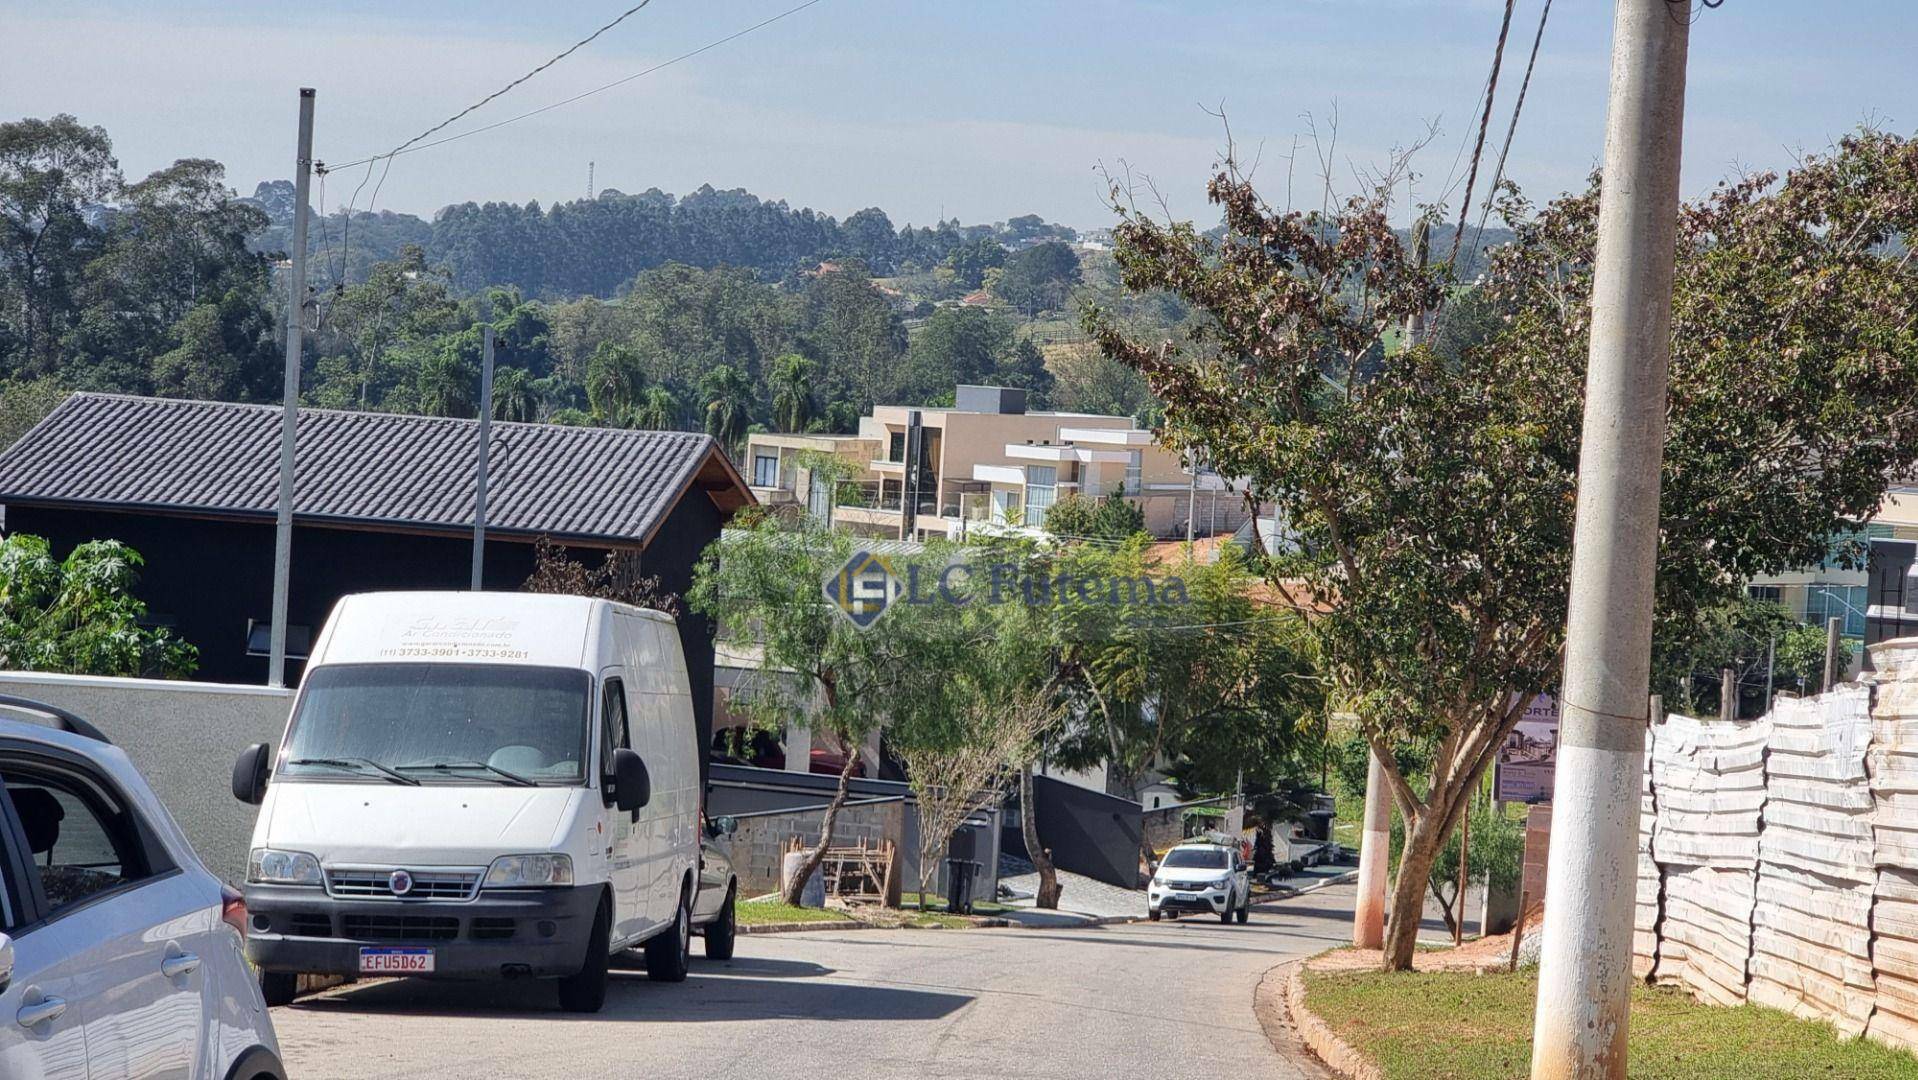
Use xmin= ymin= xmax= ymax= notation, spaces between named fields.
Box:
xmin=739 ymin=919 xmax=866 ymax=935
xmin=1281 ymin=957 xmax=1381 ymax=1080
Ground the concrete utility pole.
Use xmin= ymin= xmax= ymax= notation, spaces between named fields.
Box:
xmin=1352 ymin=747 xmax=1391 ymax=948
xmin=471 ymin=326 xmax=496 ymax=591
xmin=1530 ymin=3 xmax=1688 ymax=1076
xmin=1823 ymin=615 xmax=1843 ymax=691
xmin=268 ymin=88 xmax=315 ymax=690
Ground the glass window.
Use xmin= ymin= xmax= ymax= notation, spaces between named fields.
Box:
xmin=1747 ymin=585 xmax=1782 ymax=605
xmin=888 ymin=431 xmax=906 ymax=463
xmin=281 ymin=663 xmax=593 ymax=784
xmin=6 ymin=771 xmax=154 ymax=917
xmin=1025 ymin=465 xmax=1057 ymax=528
xmin=600 ymin=678 xmax=630 ymax=778
xmin=752 ymin=453 xmax=779 ymax=488
xmin=806 ymin=475 xmax=833 ymax=523
xmin=1161 ymin=847 xmax=1227 ymax=869
xmin=1806 ymin=585 xmax=1867 ymax=637
xmin=1124 ymin=449 xmax=1142 ymax=495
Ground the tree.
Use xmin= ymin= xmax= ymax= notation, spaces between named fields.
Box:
xmin=309 ymin=245 xmax=460 ymax=412
xmin=689 ymin=517 xmax=918 ymax=904
xmin=995 ymin=337 xmax=1054 ymax=406
xmin=631 ymin=385 xmax=682 ymax=431
xmin=0 ymin=535 xmax=196 ymax=678
xmin=0 ymin=377 xmax=67 ymax=450
xmin=521 ymin=536 xmax=677 ymax=614
xmin=585 ymin=342 xmax=647 ymax=423
xmin=416 ymin=338 xmax=479 ymax=418
xmin=944 ymin=235 xmax=1006 ymax=290
xmin=491 ymin=365 xmax=540 ymax=423
xmin=0 ymin=115 xmax=120 ymax=377
xmin=768 ymin=353 xmax=817 ymax=433
xmin=1043 ymin=491 xmax=1146 ymax=544
xmin=1091 ymin=131 xmax=1918 ymax=969
xmin=895 ymin=306 xmax=1016 ymax=403
xmin=698 ymin=364 xmax=754 ymax=452
xmin=993 ymin=241 xmax=1081 ymax=316
xmin=1049 ymin=341 xmax=1156 ymax=420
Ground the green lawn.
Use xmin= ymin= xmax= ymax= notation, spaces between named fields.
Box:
xmin=1302 ymin=968 xmax=1918 ymax=1079
xmin=735 ymin=899 xmax=857 ymax=928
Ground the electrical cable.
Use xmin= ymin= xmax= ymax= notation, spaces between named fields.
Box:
xmin=1462 ymin=0 xmax=1553 ymax=276
xmin=323 ymin=0 xmax=826 ymax=174
xmin=1446 ymin=0 xmax=1519 ymax=273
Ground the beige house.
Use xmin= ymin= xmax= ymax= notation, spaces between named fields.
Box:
xmin=743 ymin=385 xmax=1246 ymax=540
xmin=1747 ymin=486 xmax=1918 ymax=637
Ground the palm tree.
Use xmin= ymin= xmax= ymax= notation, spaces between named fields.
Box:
xmin=416 ymin=343 xmax=478 ymax=418
xmin=490 ymin=366 xmax=540 ymax=423
xmin=698 ymin=365 xmax=753 ymax=451
xmin=585 ymin=342 xmax=647 ymax=422
xmin=630 ymin=385 xmax=681 ymax=431
xmin=768 ymin=352 xmax=817 ymax=433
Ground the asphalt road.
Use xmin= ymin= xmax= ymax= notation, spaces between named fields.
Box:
xmin=273 ymin=882 xmax=1355 ymax=1080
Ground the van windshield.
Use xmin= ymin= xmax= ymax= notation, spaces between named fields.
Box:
xmin=281 ymin=663 xmax=592 ymax=785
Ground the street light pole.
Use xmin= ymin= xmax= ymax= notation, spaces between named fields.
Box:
xmin=471 ymin=326 xmax=496 ymax=591
xmin=1530 ymin=2 xmax=1689 ymax=1076
xmin=268 ymin=88 xmax=315 ymax=690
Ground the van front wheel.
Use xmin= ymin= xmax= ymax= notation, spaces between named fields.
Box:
xmin=646 ymin=888 xmax=691 ymax=982
xmin=557 ymin=898 xmax=611 ymax=1013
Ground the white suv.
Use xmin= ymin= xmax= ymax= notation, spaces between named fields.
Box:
xmin=0 ymin=697 xmax=283 ymax=1080
xmin=1148 ymin=842 xmax=1252 ymax=924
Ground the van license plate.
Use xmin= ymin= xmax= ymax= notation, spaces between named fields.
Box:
xmin=359 ymin=947 xmax=434 ymax=974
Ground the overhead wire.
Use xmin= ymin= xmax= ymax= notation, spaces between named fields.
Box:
xmin=1445 ymin=0 xmax=1519 ymax=273
xmin=1462 ymin=0 xmax=1553 ymax=276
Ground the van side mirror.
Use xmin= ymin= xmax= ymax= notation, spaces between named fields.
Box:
xmin=0 ymin=932 xmax=13 ymax=994
xmin=609 ymin=748 xmax=650 ymax=813
xmin=711 ymin=815 xmax=737 ymax=837
xmin=231 ymin=743 xmax=271 ymax=805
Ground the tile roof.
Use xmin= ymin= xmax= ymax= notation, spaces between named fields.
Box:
xmin=0 ymin=393 xmax=750 ymax=547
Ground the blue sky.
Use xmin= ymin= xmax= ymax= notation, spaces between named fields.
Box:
xmin=2 ymin=1 xmax=1911 ymax=230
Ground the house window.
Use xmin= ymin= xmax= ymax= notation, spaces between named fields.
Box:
xmin=1124 ymin=449 xmax=1142 ymax=495
xmin=889 ymin=431 xmax=906 ymax=463
xmin=806 ymin=474 xmax=833 ymax=524
xmin=1025 ymin=465 xmax=1057 ymax=528
xmin=752 ymin=453 xmax=779 ymax=488
xmin=1747 ymin=585 xmax=1782 ymax=605
xmin=246 ymin=620 xmax=311 ymax=659
xmin=1806 ymin=585 xmax=1867 ymax=638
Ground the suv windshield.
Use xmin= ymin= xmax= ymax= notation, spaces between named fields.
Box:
xmin=1161 ymin=847 xmax=1228 ymax=869
xmin=280 ymin=663 xmax=591 ymax=785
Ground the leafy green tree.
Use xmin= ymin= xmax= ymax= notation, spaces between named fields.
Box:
xmin=0 ymin=535 xmax=196 ymax=678
xmin=993 ymin=241 xmax=1081 ymax=316
xmin=309 ymin=245 xmax=461 ymax=411
xmin=0 ymin=115 xmax=120 ymax=377
xmin=798 ymin=267 xmax=906 ymax=410
xmin=995 ymin=337 xmax=1054 ymax=407
xmin=149 ymin=291 xmax=277 ymax=401
xmin=768 ymin=353 xmax=817 ymax=432
xmin=1091 ymin=131 xmax=1918 ymax=969
xmin=1043 ymin=492 xmax=1146 ymax=543
xmin=698 ymin=364 xmax=753 ymax=451
xmin=689 ymin=517 xmax=918 ymax=904
xmin=0 ymin=377 xmax=67 ymax=450
xmin=944 ymin=236 xmax=1006 ymax=290
xmin=895 ymin=306 xmax=1016 ymax=402
xmin=1049 ymin=342 xmax=1155 ymax=420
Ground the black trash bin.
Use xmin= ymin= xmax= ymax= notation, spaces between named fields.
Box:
xmin=945 ymin=827 xmax=980 ymax=914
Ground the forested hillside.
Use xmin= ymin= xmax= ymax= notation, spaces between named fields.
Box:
xmin=0 ymin=111 xmax=1500 ymax=454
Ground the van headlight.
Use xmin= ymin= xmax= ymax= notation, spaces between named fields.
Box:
xmin=249 ymin=848 xmax=323 ymax=886
xmin=483 ymin=853 xmax=574 ymax=888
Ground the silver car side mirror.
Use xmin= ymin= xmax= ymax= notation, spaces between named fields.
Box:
xmin=0 ymin=932 xmax=14 ymax=994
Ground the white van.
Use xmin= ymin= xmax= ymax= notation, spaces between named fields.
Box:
xmin=231 ymin=591 xmax=700 ymax=1013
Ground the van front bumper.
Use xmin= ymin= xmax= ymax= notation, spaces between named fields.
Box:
xmin=244 ymin=883 xmax=602 ymax=980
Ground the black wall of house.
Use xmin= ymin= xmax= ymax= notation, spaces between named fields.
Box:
xmin=3 ymin=503 xmax=723 ymax=767
xmin=1002 ymin=774 xmax=1142 ymax=888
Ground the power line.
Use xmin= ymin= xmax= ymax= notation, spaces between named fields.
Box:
xmin=1463 ymin=0 xmax=1553 ymax=274
xmin=376 ymin=1 xmax=656 ymax=172
xmin=323 ymin=0 xmax=827 ymax=174
xmin=1446 ymin=0 xmax=1519 ymax=273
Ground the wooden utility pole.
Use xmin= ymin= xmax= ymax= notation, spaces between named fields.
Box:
xmin=268 ymin=88 xmax=315 ymax=689
xmin=1530 ymin=2 xmax=1690 ymax=1075
xmin=1720 ymin=668 xmax=1736 ymax=721
xmin=1823 ymin=616 xmax=1843 ymax=691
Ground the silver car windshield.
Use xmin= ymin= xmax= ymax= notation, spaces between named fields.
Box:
xmin=280 ymin=663 xmax=591 ymax=785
